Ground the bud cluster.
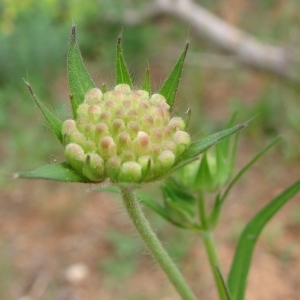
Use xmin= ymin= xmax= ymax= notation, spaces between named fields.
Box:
xmin=62 ymin=84 xmax=190 ymax=183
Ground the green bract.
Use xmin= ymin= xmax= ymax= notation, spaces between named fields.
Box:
xmin=19 ymin=25 xmax=246 ymax=185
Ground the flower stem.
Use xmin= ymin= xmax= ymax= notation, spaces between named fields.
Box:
xmin=201 ymin=231 xmax=228 ymax=300
xmin=120 ymin=187 xmax=197 ymax=300
xmin=197 ymin=194 xmax=229 ymax=300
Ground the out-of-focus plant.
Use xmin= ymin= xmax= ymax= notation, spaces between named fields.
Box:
xmin=18 ymin=25 xmax=300 ymax=300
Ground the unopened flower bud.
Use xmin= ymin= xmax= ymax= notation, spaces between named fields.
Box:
xmin=106 ymin=156 xmax=121 ymax=182
xmin=114 ymin=84 xmax=131 ymax=93
xmin=83 ymin=153 xmax=104 ymax=181
xmin=88 ymin=105 xmax=102 ymax=123
xmin=99 ymin=136 xmax=117 ymax=159
xmin=173 ymin=131 xmax=191 ymax=156
xmin=133 ymin=131 xmax=150 ymax=156
xmin=77 ymin=103 xmax=90 ymax=118
xmin=118 ymin=161 xmax=142 ymax=183
xmin=157 ymin=150 xmax=175 ymax=170
xmin=62 ymin=120 xmax=77 ymax=136
xmin=65 ymin=143 xmax=85 ymax=172
xmin=84 ymin=88 xmax=103 ymax=104
xmin=168 ymin=117 xmax=185 ymax=131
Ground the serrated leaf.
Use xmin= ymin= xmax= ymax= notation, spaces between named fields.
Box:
xmin=159 ymin=42 xmax=189 ymax=110
xmin=24 ymin=80 xmax=63 ymax=144
xmin=116 ymin=35 xmax=132 ymax=87
xmin=227 ymin=180 xmax=300 ymax=300
xmin=17 ymin=162 xmax=90 ymax=182
xmin=68 ymin=24 xmax=95 ymax=117
xmin=179 ymin=123 xmax=246 ymax=163
xmin=142 ymin=68 xmax=151 ymax=93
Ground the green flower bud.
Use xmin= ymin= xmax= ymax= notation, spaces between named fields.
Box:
xmin=83 ymin=153 xmax=104 ymax=181
xmin=118 ymin=161 xmax=142 ymax=183
xmin=77 ymin=103 xmax=89 ymax=118
xmin=157 ymin=150 xmax=175 ymax=171
xmin=64 ymin=143 xmax=85 ymax=172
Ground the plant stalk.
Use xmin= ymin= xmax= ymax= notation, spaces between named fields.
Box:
xmin=120 ymin=187 xmax=197 ymax=300
xmin=201 ymin=231 xmax=228 ymax=300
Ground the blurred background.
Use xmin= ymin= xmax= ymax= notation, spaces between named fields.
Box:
xmin=0 ymin=0 xmax=299 ymax=299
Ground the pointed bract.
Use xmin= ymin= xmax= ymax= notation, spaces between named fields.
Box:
xmin=17 ymin=162 xmax=91 ymax=182
xmin=177 ymin=123 xmax=246 ymax=164
xmin=116 ymin=35 xmax=133 ymax=88
xmin=142 ymin=68 xmax=151 ymax=94
xmin=159 ymin=42 xmax=189 ymax=110
xmin=68 ymin=24 xmax=95 ymax=118
xmin=24 ymin=80 xmax=63 ymax=144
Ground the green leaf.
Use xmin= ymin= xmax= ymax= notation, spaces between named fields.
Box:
xmin=179 ymin=122 xmax=246 ymax=162
xmin=24 ymin=80 xmax=63 ymax=144
xmin=68 ymin=24 xmax=95 ymax=117
xmin=17 ymin=162 xmax=91 ymax=182
xmin=227 ymin=180 xmax=300 ymax=300
xmin=116 ymin=34 xmax=133 ymax=88
xmin=142 ymin=68 xmax=151 ymax=94
xmin=136 ymin=191 xmax=188 ymax=229
xmin=159 ymin=42 xmax=189 ymax=110
xmin=221 ymin=136 xmax=281 ymax=203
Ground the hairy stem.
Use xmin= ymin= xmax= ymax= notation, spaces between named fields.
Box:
xmin=120 ymin=187 xmax=197 ymax=300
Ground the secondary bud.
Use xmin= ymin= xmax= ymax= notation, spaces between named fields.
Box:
xmin=84 ymin=88 xmax=103 ymax=104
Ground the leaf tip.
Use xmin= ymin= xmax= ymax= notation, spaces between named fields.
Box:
xmin=71 ymin=24 xmax=77 ymax=42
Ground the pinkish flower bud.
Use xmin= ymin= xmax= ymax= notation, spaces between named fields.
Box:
xmin=99 ymin=136 xmax=117 ymax=159
xmin=88 ymin=105 xmax=102 ymax=123
xmin=62 ymin=119 xmax=77 ymax=136
xmin=133 ymin=131 xmax=150 ymax=156
xmin=84 ymin=88 xmax=103 ymax=104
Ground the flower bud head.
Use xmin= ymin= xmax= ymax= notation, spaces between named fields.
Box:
xmin=62 ymin=86 xmax=191 ymax=184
